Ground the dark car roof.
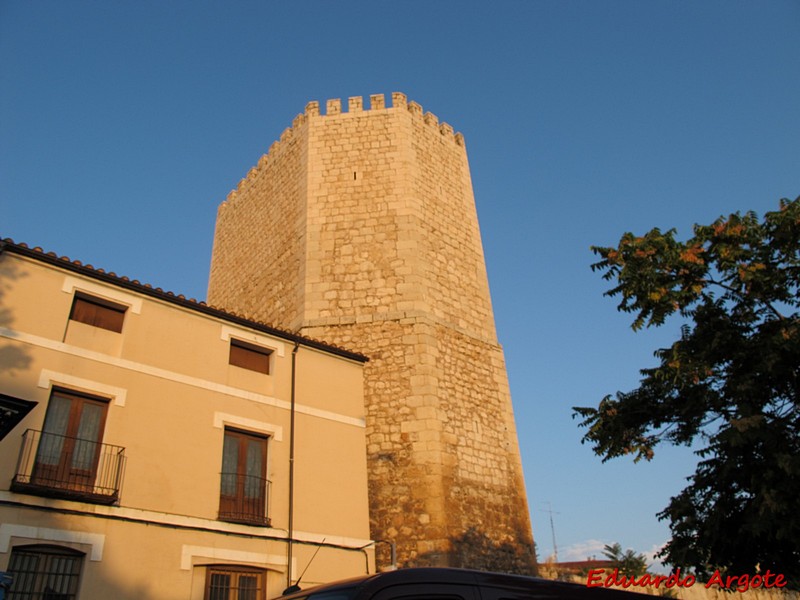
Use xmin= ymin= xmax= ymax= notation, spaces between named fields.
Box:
xmin=275 ymin=568 xmax=654 ymax=600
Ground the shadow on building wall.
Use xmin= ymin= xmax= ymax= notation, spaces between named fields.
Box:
xmin=0 ymin=256 xmax=32 ymax=374
xmin=416 ymin=526 xmax=538 ymax=576
xmin=0 ymin=255 xmax=34 ymax=439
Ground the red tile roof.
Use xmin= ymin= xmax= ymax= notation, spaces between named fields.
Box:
xmin=0 ymin=238 xmax=368 ymax=363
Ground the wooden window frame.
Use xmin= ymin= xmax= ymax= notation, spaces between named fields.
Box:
xmin=69 ymin=292 xmax=127 ymax=333
xmin=229 ymin=339 xmax=272 ymax=375
xmin=7 ymin=544 xmax=85 ymax=600
xmin=219 ymin=428 xmax=270 ymax=526
xmin=33 ymin=388 xmax=110 ymax=494
xmin=204 ymin=565 xmax=266 ymax=600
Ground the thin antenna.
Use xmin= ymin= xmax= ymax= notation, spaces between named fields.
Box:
xmin=541 ymin=502 xmax=560 ymax=563
xmin=283 ymin=538 xmax=326 ymax=595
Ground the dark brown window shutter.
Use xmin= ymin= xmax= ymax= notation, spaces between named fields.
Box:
xmin=69 ymin=294 xmax=126 ymax=333
xmin=229 ymin=340 xmax=271 ymax=374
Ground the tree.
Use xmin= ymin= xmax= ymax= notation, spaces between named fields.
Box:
xmin=574 ymin=197 xmax=800 ymax=588
xmin=602 ymin=543 xmax=649 ymax=577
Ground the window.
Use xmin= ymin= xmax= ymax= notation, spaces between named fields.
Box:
xmin=229 ymin=339 xmax=272 ymax=374
xmin=33 ymin=389 xmax=109 ymax=492
xmin=219 ymin=429 xmax=269 ymax=525
xmin=69 ymin=293 xmax=126 ymax=333
xmin=12 ymin=388 xmax=124 ymax=504
xmin=205 ymin=566 xmax=265 ymax=600
xmin=7 ymin=544 xmax=84 ymax=600
xmin=9 ymin=387 xmax=125 ymax=504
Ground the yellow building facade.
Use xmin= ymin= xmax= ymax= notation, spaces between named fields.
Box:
xmin=0 ymin=240 xmax=373 ymax=599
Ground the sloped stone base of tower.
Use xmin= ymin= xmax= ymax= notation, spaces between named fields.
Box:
xmin=301 ymin=319 xmax=536 ymax=574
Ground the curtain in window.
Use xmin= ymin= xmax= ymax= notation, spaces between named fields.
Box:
xmin=38 ymin=396 xmax=71 ymax=466
xmin=221 ymin=434 xmax=239 ymax=496
xmin=71 ymin=403 xmax=103 ymax=471
xmin=244 ymin=439 xmax=263 ymax=499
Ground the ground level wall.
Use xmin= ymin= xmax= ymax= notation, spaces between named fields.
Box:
xmin=0 ymin=500 xmax=372 ymax=600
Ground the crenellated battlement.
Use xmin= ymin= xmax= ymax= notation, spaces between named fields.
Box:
xmin=307 ymin=92 xmax=462 ymax=143
xmin=222 ymin=93 xmax=465 ymax=205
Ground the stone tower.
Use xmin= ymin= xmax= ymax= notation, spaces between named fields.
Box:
xmin=207 ymin=92 xmax=535 ymax=573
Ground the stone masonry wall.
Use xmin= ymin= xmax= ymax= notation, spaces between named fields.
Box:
xmin=207 ymin=93 xmax=536 ymax=573
xmin=208 ymin=114 xmax=309 ymax=332
xmin=407 ymin=100 xmax=497 ymax=341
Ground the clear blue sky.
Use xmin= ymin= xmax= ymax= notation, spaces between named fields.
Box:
xmin=2 ymin=1 xmax=799 ymax=568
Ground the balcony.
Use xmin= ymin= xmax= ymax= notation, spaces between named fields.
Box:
xmin=11 ymin=429 xmax=126 ymax=505
xmin=218 ymin=473 xmax=271 ymax=526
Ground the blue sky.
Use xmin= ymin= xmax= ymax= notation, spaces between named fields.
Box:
xmin=2 ymin=1 xmax=799 ymax=568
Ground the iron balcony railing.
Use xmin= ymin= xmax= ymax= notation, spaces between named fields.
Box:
xmin=12 ymin=429 xmax=126 ymax=505
xmin=218 ymin=473 xmax=272 ymax=526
